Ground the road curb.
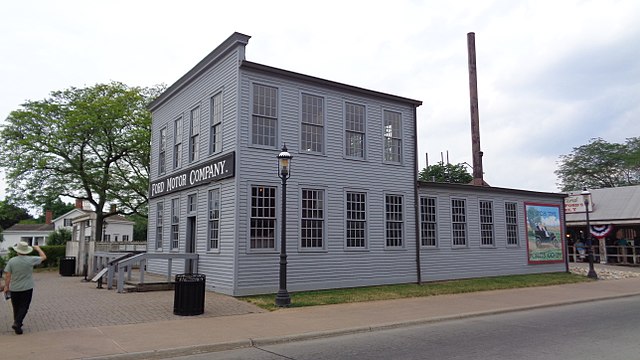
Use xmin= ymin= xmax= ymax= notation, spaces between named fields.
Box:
xmin=85 ymin=291 xmax=640 ymax=360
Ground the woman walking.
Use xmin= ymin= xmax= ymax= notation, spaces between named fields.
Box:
xmin=3 ymin=241 xmax=46 ymax=335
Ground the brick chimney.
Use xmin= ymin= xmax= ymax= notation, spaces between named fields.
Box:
xmin=76 ymin=198 xmax=83 ymax=209
xmin=45 ymin=210 xmax=53 ymax=225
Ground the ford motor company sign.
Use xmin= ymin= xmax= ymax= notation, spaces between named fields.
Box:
xmin=150 ymin=152 xmax=235 ymax=198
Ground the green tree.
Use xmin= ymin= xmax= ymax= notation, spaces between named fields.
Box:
xmin=0 ymin=82 xmax=163 ymax=241
xmin=555 ymin=137 xmax=640 ymax=192
xmin=129 ymin=214 xmax=148 ymax=242
xmin=419 ymin=161 xmax=473 ymax=184
xmin=0 ymin=200 xmax=33 ymax=230
xmin=48 ymin=228 xmax=72 ymax=245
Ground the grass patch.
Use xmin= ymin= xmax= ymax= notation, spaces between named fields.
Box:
xmin=240 ymin=272 xmax=590 ymax=311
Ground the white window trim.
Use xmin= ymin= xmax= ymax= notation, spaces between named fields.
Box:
xmin=479 ymin=199 xmax=495 ymax=248
xmin=344 ymin=100 xmax=367 ymax=160
xmin=420 ymin=195 xmax=438 ymax=248
xmin=247 ymin=183 xmax=279 ymax=254
xmin=344 ymin=189 xmax=369 ymax=251
xmin=298 ymin=186 xmax=327 ymax=252
xmin=299 ymin=91 xmax=326 ymax=155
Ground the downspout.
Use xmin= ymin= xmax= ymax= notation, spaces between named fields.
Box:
xmin=413 ymin=106 xmax=422 ymax=284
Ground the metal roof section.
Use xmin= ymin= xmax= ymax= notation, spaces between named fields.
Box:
xmin=565 ymin=185 xmax=640 ymax=225
xmin=418 ymin=180 xmax=566 ymax=199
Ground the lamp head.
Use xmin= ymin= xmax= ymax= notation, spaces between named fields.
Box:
xmin=278 ymin=144 xmax=292 ymax=177
xmin=581 ymin=186 xmax=590 ymax=205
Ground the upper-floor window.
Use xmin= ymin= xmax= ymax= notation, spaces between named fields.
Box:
xmin=210 ymin=93 xmax=223 ymax=154
xmin=505 ymin=202 xmax=519 ymax=246
xmin=420 ymin=196 xmax=437 ymax=247
xmin=301 ymin=93 xmax=324 ymax=153
xmin=187 ymin=193 xmax=197 ymax=213
xmin=174 ymin=117 xmax=183 ymax=169
xmin=250 ymin=185 xmax=276 ymax=250
xmin=208 ymin=189 xmax=220 ymax=250
xmin=189 ymin=107 xmax=200 ymax=162
xmin=345 ymin=102 xmax=365 ymax=158
xmin=171 ymin=198 xmax=180 ymax=250
xmin=385 ymin=194 xmax=404 ymax=248
xmin=104 ymin=234 xmax=111 ymax=242
xmin=480 ymin=200 xmax=494 ymax=246
xmin=159 ymin=127 xmax=167 ymax=174
xmin=156 ymin=202 xmax=163 ymax=250
xmin=123 ymin=235 xmax=129 ymax=242
xmin=383 ymin=110 xmax=402 ymax=163
xmin=346 ymin=191 xmax=367 ymax=249
xmin=63 ymin=219 xmax=73 ymax=227
xmin=252 ymin=84 xmax=278 ymax=147
xmin=301 ymin=189 xmax=324 ymax=249
xmin=451 ymin=198 xmax=467 ymax=247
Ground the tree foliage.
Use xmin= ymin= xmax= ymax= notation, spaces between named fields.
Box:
xmin=419 ymin=161 xmax=473 ymax=184
xmin=0 ymin=82 xmax=164 ymax=241
xmin=0 ymin=200 xmax=33 ymax=230
xmin=47 ymin=228 xmax=72 ymax=245
xmin=555 ymin=137 xmax=640 ymax=192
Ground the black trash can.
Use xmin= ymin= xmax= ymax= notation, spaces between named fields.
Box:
xmin=173 ymin=273 xmax=206 ymax=316
xmin=59 ymin=257 xmax=76 ymax=276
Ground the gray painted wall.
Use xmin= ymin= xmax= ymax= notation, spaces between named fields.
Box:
xmin=418 ymin=183 xmax=567 ymax=282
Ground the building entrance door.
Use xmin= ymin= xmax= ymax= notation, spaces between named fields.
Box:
xmin=186 ymin=216 xmax=196 ymax=273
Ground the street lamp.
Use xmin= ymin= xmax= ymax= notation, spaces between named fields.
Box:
xmin=275 ymin=144 xmax=292 ymax=307
xmin=581 ymin=187 xmax=598 ymax=279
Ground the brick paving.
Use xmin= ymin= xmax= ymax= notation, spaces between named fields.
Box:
xmin=0 ymin=271 xmax=264 ymax=335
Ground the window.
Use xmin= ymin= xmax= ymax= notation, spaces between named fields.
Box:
xmin=252 ymin=84 xmax=277 ymax=147
xmin=188 ymin=194 xmax=197 ymax=213
xmin=123 ymin=235 xmax=129 ymax=242
xmin=250 ymin=186 xmax=276 ymax=249
xmin=208 ymin=189 xmax=220 ymax=250
xmin=451 ymin=199 xmax=467 ymax=246
xmin=383 ymin=110 xmax=402 ymax=162
xmin=385 ymin=195 xmax=404 ymax=247
xmin=63 ymin=219 xmax=73 ymax=227
xmin=104 ymin=234 xmax=111 ymax=242
xmin=345 ymin=102 xmax=365 ymax=158
xmin=480 ymin=200 xmax=494 ymax=246
xmin=346 ymin=192 xmax=367 ymax=248
xmin=156 ymin=202 xmax=163 ymax=249
xmin=171 ymin=198 xmax=180 ymax=250
xmin=189 ymin=107 xmax=200 ymax=162
xmin=301 ymin=189 xmax=324 ymax=249
xmin=174 ymin=117 xmax=183 ymax=169
xmin=210 ymin=93 xmax=223 ymax=154
xmin=301 ymin=93 xmax=324 ymax=153
xmin=420 ymin=197 xmax=437 ymax=247
xmin=159 ymin=127 xmax=167 ymax=174
xmin=505 ymin=202 xmax=519 ymax=246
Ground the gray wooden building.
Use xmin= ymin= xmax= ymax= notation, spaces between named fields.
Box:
xmin=147 ymin=32 xmax=567 ymax=296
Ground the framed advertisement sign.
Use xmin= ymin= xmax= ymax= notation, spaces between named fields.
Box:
xmin=525 ymin=203 xmax=564 ymax=264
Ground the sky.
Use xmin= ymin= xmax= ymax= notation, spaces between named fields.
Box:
xmin=1 ymin=0 xmax=639 ymax=199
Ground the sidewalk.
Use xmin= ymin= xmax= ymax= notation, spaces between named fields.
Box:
xmin=3 ymin=263 xmax=640 ymax=360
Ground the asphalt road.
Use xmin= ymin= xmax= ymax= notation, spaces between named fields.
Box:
xmin=174 ymin=295 xmax=640 ymax=360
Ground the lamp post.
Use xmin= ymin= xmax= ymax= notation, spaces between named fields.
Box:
xmin=275 ymin=144 xmax=292 ymax=307
xmin=581 ymin=187 xmax=598 ymax=279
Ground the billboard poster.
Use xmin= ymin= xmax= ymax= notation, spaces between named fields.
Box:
xmin=525 ymin=203 xmax=564 ymax=264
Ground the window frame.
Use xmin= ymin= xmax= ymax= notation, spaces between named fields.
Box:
xmin=505 ymin=201 xmax=519 ymax=246
xmin=420 ymin=196 xmax=438 ymax=248
xmin=385 ymin=194 xmax=405 ymax=248
xmin=250 ymin=83 xmax=278 ymax=148
xmin=451 ymin=198 xmax=467 ymax=247
xmin=345 ymin=101 xmax=366 ymax=159
xmin=383 ymin=110 xmax=402 ymax=163
xmin=479 ymin=200 xmax=495 ymax=247
xmin=208 ymin=188 xmax=221 ymax=251
xmin=189 ymin=106 xmax=200 ymax=163
xmin=249 ymin=185 xmax=277 ymax=252
xmin=300 ymin=92 xmax=325 ymax=154
xmin=156 ymin=201 xmax=164 ymax=250
xmin=174 ymin=116 xmax=183 ymax=169
xmin=171 ymin=198 xmax=180 ymax=250
xmin=209 ymin=92 xmax=223 ymax=155
xmin=345 ymin=191 xmax=368 ymax=250
xmin=158 ymin=126 xmax=167 ymax=175
xmin=300 ymin=188 xmax=326 ymax=251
